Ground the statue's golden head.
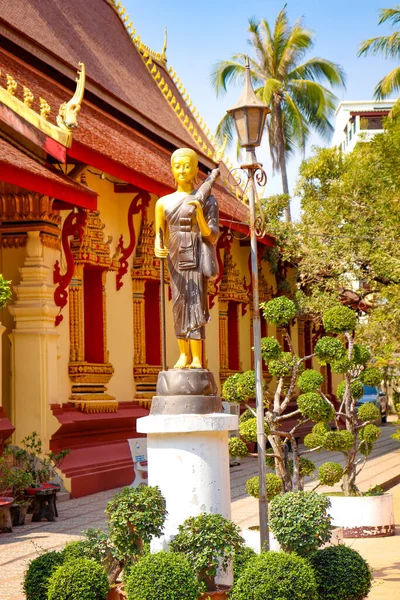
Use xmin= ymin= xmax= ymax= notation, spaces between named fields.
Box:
xmin=171 ymin=148 xmax=198 ymax=186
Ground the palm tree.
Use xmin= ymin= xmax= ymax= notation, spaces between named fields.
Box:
xmin=211 ymin=5 xmax=346 ymax=222
xmin=358 ymin=6 xmax=400 ymax=116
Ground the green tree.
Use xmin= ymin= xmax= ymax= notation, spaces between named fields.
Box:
xmin=211 ymin=4 xmax=345 ymax=221
xmin=359 ymin=6 xmax=400 ymax=117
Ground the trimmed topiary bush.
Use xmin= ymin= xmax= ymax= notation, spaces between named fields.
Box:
xmin=358 ymin=423 xmax=381 ymax=444
xmin=222 ymin=372 xmax=243 ymax=403
xmin=245 ymin=473 xmax=283 ymax=501
xmin=62 ymin=540 xmax=100 ymax=564
xmin=360 ymin=367 xmax=382 ymax=386
xmin=314 ymin=337 xmax=346 ymax=363
xmin=47 ymin=558 xmax=109 ymax=600
xmin=330 ymin=357 xmax=352 ymax=374
xmin=337 ymin=380 xmax=364 ymax=401
xmin=231 ymin=551 xmax=318 ymax=600
xmin=304 ymin=423 xmax=330 ymax=450
xmin=268 ymin=352 xmax=294 ymax=378
xmin=353 ymin=344 xmax=371 ymax=365
xmin=228 ymin=437 xmax=249 ymax=458
xmin=269 ymin=491 xmax=332 ymax=556
xmin=23 ymin=551 xmax=65 ymax=600
xmin=297 ymin=393 xmax=335 ymax=422
xmin=261 ymin=296 xmax=297 ymax=326
xmin=309 ymin=544 xmax=372 ymax=600
xmin=318 ymin=462 xmax=344 ymax=486
xmin=239 ymin=417 xmax=270 ymax=442
xmin=322 ymin=306 xmax=357 ymax=333
xmin=358 ymin=402 xmax=380 ymax=422
xmin=323 ymin=430 xmax=354 ymax=451
xmin=232 ymin=545 xmax=257 ymax=583
xmin=124 ymin=552 xmax=199 ymax=600
xmin=261 ymin=336 xmax=282 ymax=362
xmin=298 ymin=370 xmax=324 ymax=393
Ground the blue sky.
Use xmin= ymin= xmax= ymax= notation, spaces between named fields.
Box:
xmin=124 ymin=1 xmax=398 ymax=214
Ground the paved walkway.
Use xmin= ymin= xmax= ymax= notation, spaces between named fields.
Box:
xmin=1 ymin=418 xmax=400 ymax=599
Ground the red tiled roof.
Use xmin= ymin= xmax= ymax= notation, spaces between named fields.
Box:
xmin=0 ymin=0 xmax=196 ymax=148
xmin=0 ymin=136 xmax=97 ymax=208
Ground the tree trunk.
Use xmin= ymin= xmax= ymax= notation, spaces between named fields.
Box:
xmin=274 ymin=98 xmax=291 ymax=222
xmin=269 ymin=433 xmax=292 ymax=492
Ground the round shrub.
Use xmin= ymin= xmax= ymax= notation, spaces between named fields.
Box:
xmin=318 ymin=462 xmax=344 ymax=486
xmin=24 ymin=551 xmax=64 ymax=600
xmin=323 ymin=430 xmax=354 ymax=452
xmin=330 ymin=357 xmax=352 ymax=374
xmin=391 ymin=428 xmax=400 ymax=441
xmin=314 ymin=337 xmax=346 ymax=363
xmin=261 ymin=296 xmax=297 ymax=326
xmin=298 ymin=369 xmax=324 ymax=393
xmin=231 ymin=551 xmax=318 ymax=600
xmin=304 ymin=423 xmax=330 ymax=449
xmin=268 ymin=352 xmax=294 ymax=378
xmin=353 ymin=344 xmax=371 ymax=365
xmin=245 ymin=473 xmax=283 ymax=501
xmin=269 ymin=491 xmax=331 ymax=556
xmin=238 ymin=370 xmax=256 ymax=400
xmin=232 ymin=546 xmax=257 ymax=583
xmin=124 ymin=552 xmax=198 ymax=600
xmin=47 ymin=558 xmax=109 ymax=600
xmin=228 ymin=437 xmax=249 ymax=458
xmin=62 ymin=541 xmax=97 ymax=563
xmin=222 ymin=372 xmax=244 ymax=403
xmin=239 ymin=408 xmax=254 ymax=423
xmin=360 ymin=367 xmax=382 ymax=386
xmin=359 ymin=423 xmax=381 ymax=444
xmin=297 ymin=393 xmax=335 ymax=422
xmin=299 ymin=457 xmax=316 ymax=477
xmin=323 ymin=306 xmax=357 ymax=333
xmin=310 ymin=544 xmax=372 ymax=600
xmin=239 ymin=417 xmax=270 ymax=443
xmin=261 ymin=336 xmax=282 ymax=362
xmin=358 ymin=402 xmax=381 ymax=422
xmin=337 ymin=380 xmax=364 ymax=401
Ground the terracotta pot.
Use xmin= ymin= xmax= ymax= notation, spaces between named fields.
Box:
xmin=199 ymin=586 xmax=232 ymax=599
xmin=106 ymin=585 xmax=126 ymax=599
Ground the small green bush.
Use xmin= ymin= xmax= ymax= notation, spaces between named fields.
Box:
xmin=358 ymin=402 xmax=380 ymax=422
xmin=323 ymin=430 xmax=354 ymax=451
xmin=239 ymin=408 xmax=254 ymax=423
xmin=323 ymin=306 xmax=357 ymax=333
xmin=62 ymin=540 xmax=99 ymax=563
xmin=298 ymin=370 xmax=324 ymax=393
xmin=268 ymin=352 xmax=294 ymax=378
xmin=269 ymin=491 xmax=331 ymax=556
xmin=222 ymin=373 xmax=243 ymax=403
xmin=261 ymin=296 xmax=297 ymax=326
xmin=231 ymin=551 xmax=318 ymax=600
xmin=238 ymin=370 xmax=257 ymax=400
xmin=239 ymin=418 xmax=270 ymax=443
xmin=23 ymin=551 xmax=64 ymax=600
xmin=310 ymin=544 xmax=372 ymax=600
xmin=261 ymin=336 xmax=282 ymax=362
xmin=297 ymin=393 xmax=335 ymax=422
xmin=228 ymin=437 xmax=249 ymax=458
xmin=232 ymin=546 xmax=257 ymax=583
xmin=360 ymin=367 xmax=382 ymax=386
xmin=304 ymin=423 xmax=330 ymax=449
xmin=353 ymin=344 xmax=371 ymax=365
xmin=245 ymin=473 xmax=283 ymax=501
xmin=391 ymin=428 xmax=400 ymax=441
xmin=314 ymin=337 xmax=346 ymax=363
xmin=124 ymin=552 xmax=199 ymax=600
xmin=318 ymin=462 xmax=344 ymax=486
xmin=47 ymin=558 xmax=109 ymax=600
xmin=330 ymin=357 xmax=352 ymax=374
xmin=358 ymin=423 xmax=381 ymax=444
xmin=299 ymin=457 xmax=316 ymax=477
xmin=0 ymin=274 xmax=12 ymax=309
xmin=336 ymin=380 xmax=364 ymax=401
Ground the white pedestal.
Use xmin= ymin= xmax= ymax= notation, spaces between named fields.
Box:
xmin=137 ymin=413 xmax=238 ymax=585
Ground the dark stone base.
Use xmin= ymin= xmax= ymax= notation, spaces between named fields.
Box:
xmin=151 ymin=369 xmax=222 ymax=416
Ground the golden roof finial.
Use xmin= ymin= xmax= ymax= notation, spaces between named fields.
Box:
xmin=39 ymin=97 xmax=51 ymax=119
xmin=214 ymin=134 xmax=229 ymax=163
xmin=161 ymin=27 xmax=167 ymax=62
xmin=6 ymin=74 xmax=17 ymax=96
xmin=56 ymin=62 xmax=85 ymax=131
xmin=23 ymin=86 xmax=34 ymax=108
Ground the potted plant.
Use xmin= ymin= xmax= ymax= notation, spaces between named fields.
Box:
xmin=124 ymin=551 xmax=199 ymax=600
xmin=170 ymin=513 xmax=245 ymax=598
xmin=46 ymin=558 xmax=109 ymax=600
xmin=0 ymin=456 xmax=34 ymax=525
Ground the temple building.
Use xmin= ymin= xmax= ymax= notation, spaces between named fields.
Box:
xmin=0 ymin=0 xmax=309 ymax=496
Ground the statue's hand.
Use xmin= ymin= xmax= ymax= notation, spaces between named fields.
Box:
xmin=155 ymin=242 xmax=169 ymax=258
xmin=187 ymin=199 xmax=204 ymax=217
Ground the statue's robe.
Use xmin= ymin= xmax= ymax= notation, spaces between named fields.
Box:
xmin=165 ymin=192 xmax=219 ymax=340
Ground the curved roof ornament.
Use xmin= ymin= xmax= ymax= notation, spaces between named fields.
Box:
xmin=57 ymin=63 xmax=86 ymax=132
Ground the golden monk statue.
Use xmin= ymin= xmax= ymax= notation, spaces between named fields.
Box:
xmin=155 ymin=148 xmax=219 ymax=369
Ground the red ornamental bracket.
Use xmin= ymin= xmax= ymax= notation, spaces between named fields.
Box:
xmin=53 ymin=210 xmax=87 ymax=326
xmin=116 ymin=190 xmax=151 ymax=291
xmin=208 ymin=228 xmax=233 ymax=310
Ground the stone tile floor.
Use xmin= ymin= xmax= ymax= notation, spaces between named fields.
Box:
xmin=1 ymin=418 xmax=400 ymax=599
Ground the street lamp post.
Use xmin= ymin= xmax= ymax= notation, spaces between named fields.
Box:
xmin=227 ymin=57 xmax=271 ymax=550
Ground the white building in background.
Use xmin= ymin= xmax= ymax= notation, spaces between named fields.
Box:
xmin=332 ymin=100 xmax=396 ymax=153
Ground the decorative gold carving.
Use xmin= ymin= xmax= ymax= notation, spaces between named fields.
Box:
xmin=71 ymin=210 xmax=118 ymax=269
xmin=73 ymin=396 xmax=118 ymax=413
xmin=68 ymin=362 xmax=114 ymax=384
xmin=219 ymin=253 xmax=249 ymax=305
xmin=41 ymin=233 xmax=61 ymax=250
xmin=0 ymin=193 xmax=61 ymax=225
xmin=23 ymin=86 xmax=34 ymax=108
xmin=39 ymin=97 xmax=51 ymax=119
xmin=1 ymin=234 xmax=26 ymax=249
xmin=219 ymin=300 xmax=229 ymax=373
xmin=6 ymin=74 xmax=17 ymax=95
xmin=57 ymin=63 xmax=85 ymax=132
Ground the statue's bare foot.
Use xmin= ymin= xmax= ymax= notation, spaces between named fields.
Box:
xmin=174 ymin=354 xmax=189 ymax=369
xmin=189 ymin=358 xmax=202 ymax=369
